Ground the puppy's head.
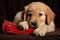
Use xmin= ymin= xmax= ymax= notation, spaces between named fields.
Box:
xmin=24 ymin=2 xmax=55 ymax=28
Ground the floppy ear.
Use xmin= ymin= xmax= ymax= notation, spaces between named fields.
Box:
xmin=23 ymin=6 xmax=29 ymax=21
xmin=46 ymin=6 xmax=55 ymax=25
xmin=22 ymin=10 xmax=26 ymax=21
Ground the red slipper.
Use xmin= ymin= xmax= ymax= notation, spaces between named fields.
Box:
xmin=2 ymin=20 xmax=35 ymax=34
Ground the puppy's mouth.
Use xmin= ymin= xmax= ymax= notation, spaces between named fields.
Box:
xmin=31 ymin=22 xmax=38 ymax=28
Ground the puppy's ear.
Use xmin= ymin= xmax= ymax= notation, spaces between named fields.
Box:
xmin=22 ymin=10 xmax=26 ymax=21
xmin=46 ymin=6 xmax=55 ymax=25
xmin=23 ymin=6 xmax=29 ymax=21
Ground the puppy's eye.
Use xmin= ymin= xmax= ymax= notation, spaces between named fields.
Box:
xmin=28 ymin=12 xmax=32 ymax=16
xmin=39 ymin=13 xmax=43 ymax=16
xmin=28 ymin=13 xmax=32 ymax=16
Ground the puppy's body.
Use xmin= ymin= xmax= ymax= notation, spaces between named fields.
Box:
xmin=13 ymin=2 xmax=55 ymax=36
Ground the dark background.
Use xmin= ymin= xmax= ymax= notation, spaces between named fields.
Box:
xmin=0 ymin=0 xmax=60 ymax=33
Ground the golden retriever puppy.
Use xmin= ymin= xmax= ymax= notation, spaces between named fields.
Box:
xmin=13 ymin=2 xmax=55 ymax=36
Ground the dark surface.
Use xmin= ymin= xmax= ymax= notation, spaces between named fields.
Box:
xmin=0 ymin=28 xmax=60 ymax=40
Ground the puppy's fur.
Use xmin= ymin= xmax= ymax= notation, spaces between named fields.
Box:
xmin=13 ymin=2 xmax=55 ymax=36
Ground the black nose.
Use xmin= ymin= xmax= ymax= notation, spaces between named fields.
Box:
xmin=31 ymin=22 xmax=37 ymax=28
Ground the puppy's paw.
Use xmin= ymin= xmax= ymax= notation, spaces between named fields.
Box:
xmin=18 ymin=21 xmax=29 ymax=30
xmin=33 ymin=25 xmax=48 ymax=36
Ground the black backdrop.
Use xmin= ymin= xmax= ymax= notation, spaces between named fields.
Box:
xmin=0 ymin=0 xmax=60 ymax=33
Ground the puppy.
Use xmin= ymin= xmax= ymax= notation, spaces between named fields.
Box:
xmin=13 ymin=2 xmax=55 ymax=36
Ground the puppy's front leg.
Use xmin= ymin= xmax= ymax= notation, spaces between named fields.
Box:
xmin=18 ymin=21 xmax=29 ymax=30
xmin=33 ymin=25 xmax=48 ymax=36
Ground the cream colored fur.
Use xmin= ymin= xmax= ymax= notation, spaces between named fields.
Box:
xmin=13 ymin=2 xmax=55 ymax=36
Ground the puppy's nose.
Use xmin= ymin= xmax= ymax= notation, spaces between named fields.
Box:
xmin=31 ymin=22 xmax=37 ymax=28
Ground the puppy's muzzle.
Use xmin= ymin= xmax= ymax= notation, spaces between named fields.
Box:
xmin=31 ymin=22 xmax=37 ymax=28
